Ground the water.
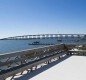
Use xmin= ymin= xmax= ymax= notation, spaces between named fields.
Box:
xmin=0 ymin=38 xmax=59 ymax=54
xmin=0 ymin=40 xmax=45 ymax=54
xmin=0 ymin=37 xmax=86 ymax=54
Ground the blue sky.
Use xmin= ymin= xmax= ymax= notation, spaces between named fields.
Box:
xmin=0 ymin=0 xmax=86 ymax=38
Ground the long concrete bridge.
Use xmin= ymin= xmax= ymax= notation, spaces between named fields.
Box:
xmin=0 ymin=44 xmax=86 ymax=80
xmin=1 ymin=34 xmax=86 ymax=40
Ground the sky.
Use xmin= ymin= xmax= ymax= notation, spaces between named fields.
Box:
xmin=0 ymin=0 xmax=86 ymax=38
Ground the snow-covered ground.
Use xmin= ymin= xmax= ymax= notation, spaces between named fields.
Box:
xmin=7 ymin=56 xmax=86 ymax=80
xmin=28 ymin=56 xmax=86 ymax=80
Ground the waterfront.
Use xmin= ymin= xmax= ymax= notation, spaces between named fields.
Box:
xmin=0 ymin=36 xmax=86 ymax=54
xmin=0 ymin=39 xmax=45 ymax=54
xmin=0 ymin=38 xmax=58 ymax=54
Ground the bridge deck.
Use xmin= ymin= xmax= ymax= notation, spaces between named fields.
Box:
xmin=1 ymin=34 xmax=86 ymax=40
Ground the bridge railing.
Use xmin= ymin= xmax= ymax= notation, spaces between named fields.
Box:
xmin=0 ymin=44 xmax=78 ymax=79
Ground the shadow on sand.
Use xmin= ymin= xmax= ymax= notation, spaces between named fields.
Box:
xmin=15 ymin=55 xmax=71 ymax=80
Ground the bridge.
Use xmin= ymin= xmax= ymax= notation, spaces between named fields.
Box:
xmin=1 ymin=34 xmax=86 ymax=40
xmin=0 ymin=43 xmax=86 ymax=80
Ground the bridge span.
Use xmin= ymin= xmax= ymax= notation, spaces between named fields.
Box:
xmin=1 ymin=34 xmax=86 ymax=40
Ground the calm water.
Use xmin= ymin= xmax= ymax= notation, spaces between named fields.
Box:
xmin=0 ymin=37 xmax=85 ymax=54
xmin=0 ymin=38 xmax=63 ymax=54
xmin=0 ymin=39 xmax=47 ymax=54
